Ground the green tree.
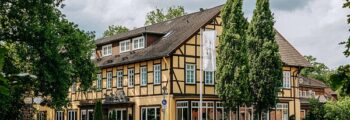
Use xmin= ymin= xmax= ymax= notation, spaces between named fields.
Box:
xmin=324 ymin=97 xmax=350 ymax=120
xmin=329 ymin=65 xmax=350 ymax=96
xmin=341 ymin=0 xmax=350 ymax=57
xmin=93 ymin=100 xmax=103 ymax=120
xmin=103 ymin=25 xmax=129 ymax=37
xmin=0 ymin=0 xmax=96 ymax=118
xmin=247 ymin=0 xmax=283 ymax=115
xmin=145 ymin=6 xmax=185 ymax=25
xmin=301 ymin=55 xmax=331 ymax=82
xmin=304 ymin=98 xmax=326 ymax=120
xmin=216 ymin=0 xmax=251 ymax=117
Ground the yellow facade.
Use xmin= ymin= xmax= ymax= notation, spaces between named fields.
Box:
xmin=34 ymin=14 xmax=304 ymax=120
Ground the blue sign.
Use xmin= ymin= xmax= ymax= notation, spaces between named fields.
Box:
xmin=162 ymin=99 xmax=167 ymax=106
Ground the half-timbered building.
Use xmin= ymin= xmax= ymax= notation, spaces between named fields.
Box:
xmin=34 ymin=5 xmax=312 ymax=120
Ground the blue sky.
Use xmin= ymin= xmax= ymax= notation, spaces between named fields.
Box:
xmin=60 ymin=0 xmax=349 ymax=69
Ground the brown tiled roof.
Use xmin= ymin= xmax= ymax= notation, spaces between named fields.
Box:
xmin=299 ymin=76 xmax=328 ymax=88
xmin=95 ymin=5 xmax=311 ymax=68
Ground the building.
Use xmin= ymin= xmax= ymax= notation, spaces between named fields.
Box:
xmin=34 ymin=5 xmax=312 ymax=120
xmin=298 ymin=76 xmax=337 ymax=119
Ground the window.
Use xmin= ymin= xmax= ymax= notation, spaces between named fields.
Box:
xmin=132 ymin=36 xmax=145 ymax=50
xmin=186 ymin=64 xmax=196 ymax=84
xmin=276 ymin=103 xmax=289 ymax=120
xmin=176 ymin=101 xmax=188 ymax=120
xmin=154 ymin=64 xmax=161 ymax=84
xmin=55 ymin=111 xmax=64 ymax=120
xmin=110 ymin=109 xmax=127 ymax=120
xmin=141 ymin=67 xmax=148 ymax=86
xmin=102 ymin=44 xmax=112 ymax=56
xmin=81 ymin=109 xmax=94 ymax=120
xmin=205 ymin=71 xmax=214 ymax=85
xmin=68 ymin=110 xmax=77 ymax=120
xmin=37 ymin=111 xmax=47 ymax=120
xmin=191 ymin=101 xmax=214 ymax=120
xmin=107 ymin=72 xmax=112 ymax=89
xmin=116 ymin=71 xmax=123 ymax=88
xmin=97 ymin=74 xmax=102 ymax=90
xmin=283 ymin=71 xmax=291 ymax=88
xmin=91 ymin=49 xmax=96 ymax=59
xmin=128 ymin=69 xmax=134 ymax=87
xmin=141 ymin=107 xmax=160 ymax=120
xmin=120 ymin=40 xmax=130 ymax=53
xmin=216 ymin=102 xmax=224 ymax=120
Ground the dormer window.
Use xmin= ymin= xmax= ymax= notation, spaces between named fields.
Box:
xmin=120 ymin=40 xmax=130 ymax=53
xmin=132 ymin=36 xmax=145 ymax=50
xmin=102 ymin=44 xmax=112 ymax=57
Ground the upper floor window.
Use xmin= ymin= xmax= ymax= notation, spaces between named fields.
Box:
xmin=97 ymin=74 xmax=102 ymax=90
xmin=102 ymin=44 xmax=112 ymax=56
xmin=120 ymin=40 xmax=130 ymax=53
xmin=107 ymin=72 xmax=112 ymax=89
xmin=154 ymin=64 xmax=161 ymax=84
xmin=116 ymin=71 xmax=123 ymax=88
xmin=140 ymin=67 xmax=148 ymax=86
xmin=128 ymin=69 xmax=135 ymax=87
xmin=283 ymin=71 xmax=291 ymax=88
xmin=132 ymin=36 xmax=145 ymax=50
xmin=204 ymin=71 xmax=214 ymax=85
xmin=71 ymin=82 xmax=76 ymax=93
xmin=186 ymin=64 xmax=196 ymax=84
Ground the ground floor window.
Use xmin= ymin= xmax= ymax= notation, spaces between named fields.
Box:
xmin=216 ymin=102 xmax=224 ymax=120
xmin=109 ymin=109 xmax=127 ymax=120
xmin=68 ymin=110 xmax=77 ymax=120
xmin=276 ymin=103 xmax=289 ymax=120
xmin=37 ymin=111 xmax=47 ymax=120
xmin=176 ymin=101 xmax=188 ymax=120
xmin=141 ymin=107 xmax=160 ymax=120
xmin=81 ymin=109 xmax=94 ymax=120
xmin=191 ymin=101 xmax=214 ymax=120
xmin=55 ymin=111 xmax=64 ymax=120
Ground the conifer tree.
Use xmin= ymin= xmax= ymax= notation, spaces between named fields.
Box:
xmin=247 ymin=0 xmax=283 ymax=115
xmin=216 ymin=0 xmax=252 ymax=115
xmin=93 ymin=101 xmax=103 ymax=120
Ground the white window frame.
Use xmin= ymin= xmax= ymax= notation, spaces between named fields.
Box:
xmin=140 ymin=67 xmax=148 ymax=86
xmin=107 ymin=72 xmax=112 ymax=89
xmin=141 ymin=107 xmax=160 ymax=120
xmin=154 ymin=64 xmax=161 ymax=84
xmin=67 ymin=110 xmax=77 ymax=120
xmin=176 ymin=101 xmax=188 ymax=120
xmin=132 ymin=36 xmax=145 ymax=50
xmin=204 ymin=71 xmax=214 ymax=85
xmin=128 ymin=69 xmax=135 ymax=87
xmin=120 ymin=40 xmax=131 ymax=53
xmin=276 ymin=103 xmax=289 ymax=120
xmin=71 ymin=82 xmax=76 ymax=93
xmin=55 ymin=111 xmax=64 ymax=120
xmin=102 ymin=44 xmax=112 ymax=57
xmin=283 ymin=71 xmax=291 ymax=88
xmin=97 ymin=74 xmax=102 ymax=90
xmin=186 ymin=64 xmax=196 ymax=84
xmin=116 ymin=71 xmax=123 ymax=88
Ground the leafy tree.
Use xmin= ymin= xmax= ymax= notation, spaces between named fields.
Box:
xmin=341 ymin=0 xmax=350 ymax=57
xmin=145 ymin=6 xmax=185 ymax=25
xmin=93 ymin=100 xmax=103 ymax=120
xmin=304 ymin=98 xmax=326 ymax=120
xmin=216 ymin=0 xmax=251 ymax=116
xmin=103 ymin=25 xmax=129 ymax=37
xmin=324 ymin=97 xmax=350 ymax=120
xmin=301 ymin=55 xmax=331 ymax=82
xmin=0 ymin=0 xmax=96 ymax=118
xmin=329 ymin=65 xmax=350 ymax=96
xmin=246 ymin=0 xmax=283 ymax=115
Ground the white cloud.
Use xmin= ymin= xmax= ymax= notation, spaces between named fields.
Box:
xmin=60 ymin=0 xmax=350 ymax=68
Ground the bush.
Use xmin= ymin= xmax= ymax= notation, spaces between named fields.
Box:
xmin=93 ymin=100 xmax=103 ymax=120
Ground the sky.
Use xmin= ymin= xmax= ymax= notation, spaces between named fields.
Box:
xmin=60 ymin=0 xmax=350 ymax=69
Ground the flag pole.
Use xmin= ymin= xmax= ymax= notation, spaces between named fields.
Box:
xmin=199 ymin=28 xmax=203 ymax=120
